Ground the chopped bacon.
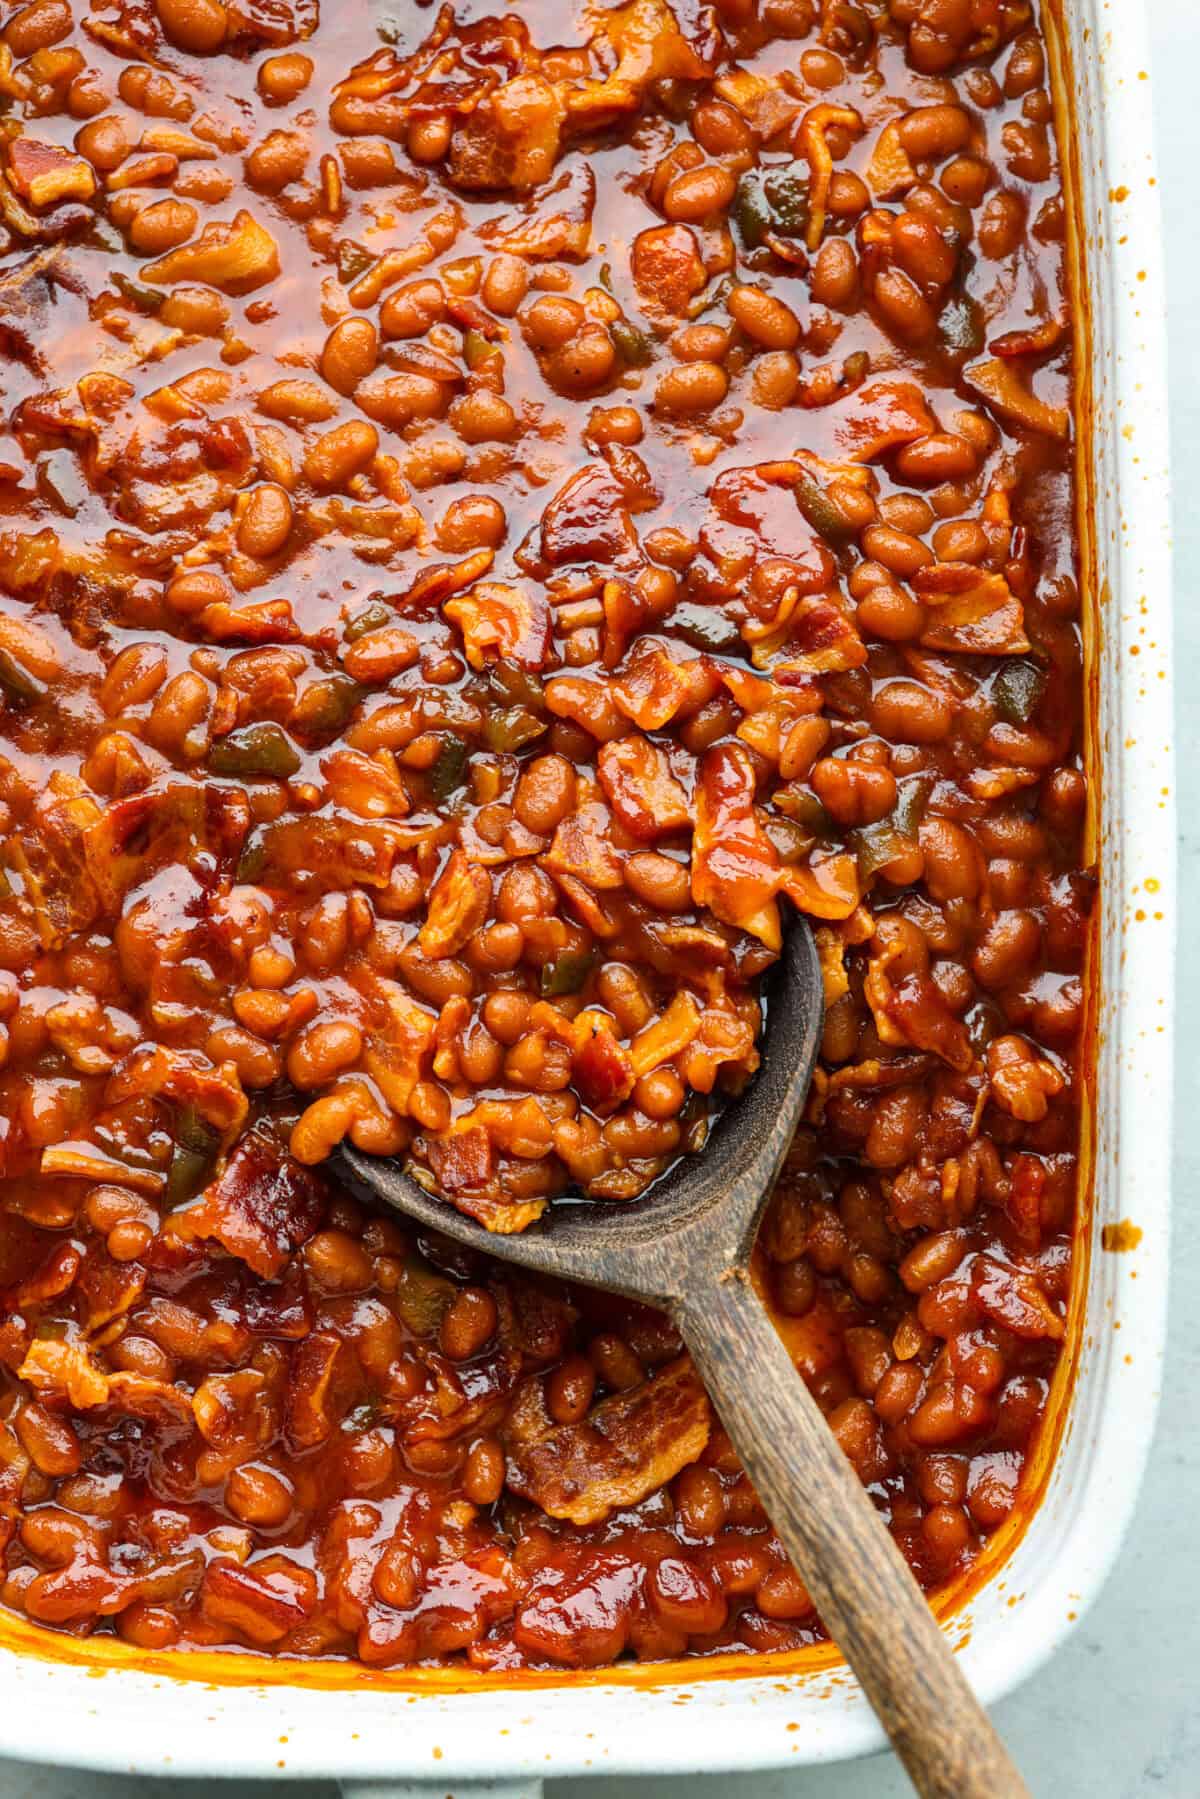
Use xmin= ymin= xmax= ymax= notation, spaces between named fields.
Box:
xmin=504 ymin=1356 xmax=710 ymax=1524
xmin=692 ymin=742 xmax=783 ymax=949
xmin=597 ymin=736 xmax=691 ymax=841
xmin=419 ymin=848 xmax=492 ymax=958
xmin=572 ymin=1022 xmax=636 ymax=1111
xmin=165 ymin=1135 xmax=326 ymax=1280
xmin=971 ymin=1254 xmax=1065 ymax=1342
xmin=831 ymin=380 xmax=939 ymax=462
xmin=965 ymin=357 xmax=1070 ymax=440
xmin=538 ymin=464 xmax=641 ymax=570
xmin=694 ymin=463 xmax=836 ymax=602
xmin=444 ymin=581 xmax=554 ymax=671
xmin=426 ymin=1125 xmax=494 ymax=1194
xmin=542 ymin=804 xmax=625 ymax=889
xmin=201 ymin=1554 xmax=318 ymax=1646
xmin=612 ymin=647 xmax=722 ymax=731
xmin=915 ymin=566 xmax=1030 ymax=655
xmin=631 ymin=223 xmax=706 ymax=315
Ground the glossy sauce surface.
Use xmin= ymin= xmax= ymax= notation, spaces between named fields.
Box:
xmin=0 ymin=0 xmax=1089 ymax=1669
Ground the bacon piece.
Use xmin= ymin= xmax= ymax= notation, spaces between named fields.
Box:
xmin=597 ymin=736 xmax=691 ymax=841
xmin=419 ymin=849 xmax=492 ymax=958
xmin=7 ymin=139 xmax=96 ymax=210
xmin=831 ymin=380 xmax=939 ymax=462
xmin=143 ymin=209 xmax=280 ymax=294
xmin=773 ymin=595 xmax=868 ymax=675
xmin=201 ymin=1554 xmax=318 ymax=1646
xmin=915 ymin=566 xmax=1030 ymax=655
xmin=572 ymin=1022 xmax=636 ymax=1111
xmin=444 ymin=581 xmax=554 ymax=671
xmin=965 ymin=357 xmax=1070 ymax=440
xmin=692 ymin=741 xmax=783 ymax=949
xmin=631 ymin=223 xmax=705 ymax=315
xmin=538 ymin=463 xmax=641 ymax=570
xmin=426 ymin=1124 xmax=494 ymax=1195
xmin=694 ymin=462 xmax=836 ymax=602
xmin=504 ymin=1356 xmax=710 ymax=1525
xmin=286 ymin=1330 xmax=353 ymax=1450
xmin=971 ymin=1254 xmax=1065 ymax=1342
xmin=543 ymin=804 xmax=624 ymax=890
xmin=165 ymin=1134 xmax=326 ymax=1279
xmin=612 ymin=647 xmax=721 ymax=731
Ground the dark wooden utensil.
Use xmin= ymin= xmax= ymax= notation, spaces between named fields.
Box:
xmin=341 ymin=923 xmax=1028 ymax=1799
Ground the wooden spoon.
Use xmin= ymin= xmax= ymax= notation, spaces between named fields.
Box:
xmin=341 ymin=923 xmax=1028 ymax=1799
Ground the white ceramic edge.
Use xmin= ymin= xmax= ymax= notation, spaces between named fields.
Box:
xmin=0 ymin=1 xmax=1174 ymax=1785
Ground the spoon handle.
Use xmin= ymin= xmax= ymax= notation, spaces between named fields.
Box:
xmin=674 ymin=1269 xmax=1029 ymax=1799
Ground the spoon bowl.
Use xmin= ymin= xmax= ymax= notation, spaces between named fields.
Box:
xmin=341 ymin=922 xmax=822 ymax=1306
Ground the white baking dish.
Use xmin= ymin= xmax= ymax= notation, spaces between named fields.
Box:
xmin=0 ymin=3 xmax=1173 ymax=1792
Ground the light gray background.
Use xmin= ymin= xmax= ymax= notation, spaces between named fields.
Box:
xmin=1 ymin=3 xmax=1195 ymax=1796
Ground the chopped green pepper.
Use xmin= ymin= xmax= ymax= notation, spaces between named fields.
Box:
xmin=489 ymin=663 xmax=545 ymax=711
xmin=775 ymin=789 xmax=835 ymax=840
xmin=762 ymin=169 xmax=809 ymax=238
xmin=0 ymin=647 xmax=44 ymax=709
xmin=733 ymin=172 xmax=772 ymax=249
xmin=610 ymin=317 xmax=654 ymax=368
xmin=112 ymin=270 xmax=164 ymax=313
xmin=853 ymin=821 xmax=909 ymax=881
xmin=209 ymin=722 xmax=302 ymax=780
xmin=763 ymin=814 xmax=813 ymax=866
xmin=993 ymin=658 xmax=1048 ymax=726
xmin=236 ymin=832 xmax=266 ymax=883
xmin=164 ymin=1104 xmax=220 ymax=1211
xmin=482 ymin=706 xmax=548 ymax=753
xmin=463 ymin=328 xmax=502 ymax=372
xmin=793 ymin=472 xmax=858 ymax=544
xmin=540 ymin=946 xmax=598 ymax=997
xmin=597 ymin=262 xmax=614 ymax=293
xmin=429 ymin=733 xmax=469 ymax=802
xmin=344 ymin=600 xmax=393 ymax=644
xmin=670 ymin=600 xmax=741 ymax=654
xmin=291 ymin=673 xmax=363 ymax=740
xmin=337 ymin=240 xmax=374 ymax=284
xmin=892 ymin=773 xmax=935 ymax=840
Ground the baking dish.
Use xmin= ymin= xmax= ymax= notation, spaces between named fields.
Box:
xmin=0 ymin=0 xmax=1173 ymax=1790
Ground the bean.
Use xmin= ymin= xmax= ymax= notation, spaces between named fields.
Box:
xmin=898 ymin=104 xmax=971 ymax=161
xmin=872 ymin=266 xmax=937 ymax=340
xmin=463 ymin=1437 xmax=506 ymax=1506
xmin=304 ymin=1228 xmax=373 ymax=1292
xmin=76 ymin=115 xmax=131 ymax=173
xmin=436 ymin=493 xmax=506 ymax=552
xmin=654 ymin=361 xmax=727 ymax=414
xmin=304 ymin=420 xmax=379 ymax=489
xmin=871 ymin=679 xmax=953 ymax=744
xmin=155 ymin=0 xmax=227 ymax=52
xmin=662 ymin=163 xmax=736 ymax=221
xmin=258 ymin=52 xmax=313 ymax=103
xmin=440 ymin=1286 xmax=498 ymax=1360
xmin=380 ymin=280 xmax=445 ymax=339
xmin=237 ymin=484 xmax=293 ymax=559
xmin=861 ymin=523 xmax=933 ymax=577
xmin=811 ymin=238 xmax=858 ymax=308
xmin=320 ymin=316 xmax=378 ymax=395
xmin=729 ymin=283 xmax=800 ymax=349
xmin=287 ymin=1021 xmax=364 ymax=1087
xmin=129 ymin=198 xmax=197 ymax=254
xmin=4 ymin=0 xmax=72 ymax=55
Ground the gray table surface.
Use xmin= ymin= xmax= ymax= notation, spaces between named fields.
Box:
xmin=2 ymin=3 xmax=1197 ymax=1796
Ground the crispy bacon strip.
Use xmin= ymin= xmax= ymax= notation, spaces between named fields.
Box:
xmin=504 ymin=1356 xmax=710 ymax=1524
